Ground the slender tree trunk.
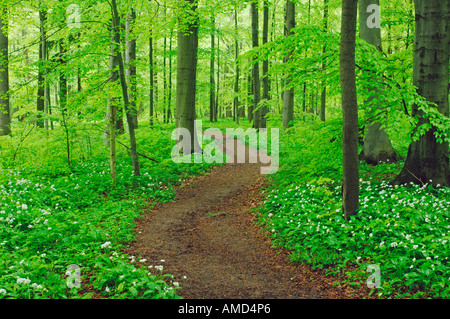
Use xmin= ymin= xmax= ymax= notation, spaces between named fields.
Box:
xmin=393 ymin=0 xmax=450 ymax=187
xmin=126 ymin=8 xmax=138 ymax=129
xmin=247 ymin=70 xmax=253 ymax=122
xmin=106 ymin=27 xmax=119 ymax=147
xmin=216 ymin=33 xmax=220 ymax=120
xmin=111 ymin=0 xmax=140 ymax=177
xmin=210 ymin=16 xmax=216 ymax=123
xmin=251 ymin=2 xmax=261 ymax=129
xmin=233 ymin=8 xmax=239 ymax=125
xmin=340 ymin=0 xmax=359 ymax=220
xmin=149 ymin=34 xmax=154 ymax=127
xmin=320 ymin=0 xmax=328 ymax=122
xmin=59 ymin=40 xmax=71 ymax=168
xmin=0 ymin=5 xmax=10 ymax=136
xmin=260 ymin=0 xmax=269 ymax=129
xmin=168 ymin=28 xmax=173 ymax=123
xmin=282 ymin=0 xmax=295 ymax=130
xmin=36 ymin=8 xmax=46 ymax=128
xmin=163 ymin=28 xmax=167 ymax=123
xmin=176 ymin=0 xmax=200 ymax=154
xmin=106 ymin=29 xmax=119 ymax=180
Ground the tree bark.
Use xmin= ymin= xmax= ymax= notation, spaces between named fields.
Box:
xmin=233 ymin=8 xmax=239 ymax=125
xmin=251 ymin=2 xmax=261 ymax=129
xmin=282 ymin=0 xmax=295 ymax=131
xmin=111 ymin=0 xmax=140 ymax=177
xmin=36 ymin=8 xmax=46 ymax=128
xmin=176 ymin=0 xmax=201 ymax=154
xmin=320 ymin=0 xmax=328 ymax=122
xmin=393 ymin=0 xmax=450 ymax=187
xmin=260 ymin=0 xmax=269 ymax=129
xmin=358 ymin=0 xmax=398 ymax=165
xmin=210 ymin=16 xmax=216 ymax=123
xmin=126 ymin=8 xmax=138 ymax=129
xmin=168 ymin=28 xmax=173 ymax=123
xmin=0 ymin=4 xmax=10 ymax=136
xmin=340 ymin=0 xmax=359 ymax=220
xmin=149 ymin=34 xmax=154 ymax=127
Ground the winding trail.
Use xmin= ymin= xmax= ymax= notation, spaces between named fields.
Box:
xmin=125 ymin=132 xmax=367 ymax=299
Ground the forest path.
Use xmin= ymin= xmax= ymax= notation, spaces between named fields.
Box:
xmin=125 ymin=132 xmax=366 ymax=299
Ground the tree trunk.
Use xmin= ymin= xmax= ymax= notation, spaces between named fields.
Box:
xmin=105 ymin=28 xmax=119 ymax=147
xmin=176 ymin=0 xmax=200 ymax=154
xmin=210 ymin=16 xmax=216 ymax=123
xmin=320 ymin=0 xmax=328 ymax=122
xmin=59 ymin=40 xmax=70 ymax=168
xmin=216 ymin=32 xmax=220 ymax=120
xmin=251 ymin=2 xmax=261 ymax=129
xmin=340 ymin=0 xmax=359 ymax=220
xmin=168 ymin=28 xmax=173 ymax=123
xmin=0 ymin=5 xmax=10 ymax=136
xmin=126 ymin=8 xmax=138 ymax=129
xmin=260 ymin=0 xmax=269 ymax=129
xmin=111 ymin=0 xmax=140 ymax=177
xmin=247 ymin=71 xmax=253 ymax=122
xmin=149 ymin=34 xmax=154 ymax=127
xmin=36 ymin=8 xmax=46 ymax=128
xmin=163 ymin=31 xmax=167 ymax=123
xmin=233 ymin=8 xmax=239 ymax=126
xmin=282 ymin=0 xmax=295 ymax=130
xmin=393 ymin=0 xmax=450 ymax=187
xmin=358 ymin=0 xmax=397 ymax=165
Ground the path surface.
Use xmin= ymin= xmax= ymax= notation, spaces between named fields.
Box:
xmin=126 ymin=132 xmax=367 ymax=299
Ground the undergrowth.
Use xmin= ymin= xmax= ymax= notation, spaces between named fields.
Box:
xmin=0 ymin=121 xmax=216 ymax=299
xmin=257 ymin=118 xmax=450 ymax=299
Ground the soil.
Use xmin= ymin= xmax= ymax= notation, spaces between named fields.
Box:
xmin=125 ymin=132 xmax=370 ymax=299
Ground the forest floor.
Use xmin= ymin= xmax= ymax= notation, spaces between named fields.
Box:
xmin=125 ymin=132 xmax=371 ymax=299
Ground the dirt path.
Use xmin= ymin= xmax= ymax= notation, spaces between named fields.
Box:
xmin=126 ymin=132 xmax=368 ymax=299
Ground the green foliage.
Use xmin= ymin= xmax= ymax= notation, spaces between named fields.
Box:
xmin=0 ymin=122 xmax=214 ymax=299
xmin=257 ymin=120 xmax=450 ymax=299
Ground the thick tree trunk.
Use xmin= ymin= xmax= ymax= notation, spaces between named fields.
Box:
xmin=282 ymin=0 xmax=295 ymax=131
xmin=176 ymin=0 xmax=201 ymax=154
xmin=340 ymin=0 xmax=359 ymax=220
xmin=358 ymin=0 xmax=398 ymax=165
xmin=393 ymin=0 xmax=450 ymax=187
xmin=0 ymin=5 xmax=10 ymax=136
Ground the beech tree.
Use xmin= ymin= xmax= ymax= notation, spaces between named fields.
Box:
xmin=251 ymin=1 xmax=261 ymax=130
xmin=340 ymin=0 xmax=359 ymax=220
xmin=111 ymin=0 xmax=140 ymax=177
xmin=358 ymin=0 xmax=398 ymax=165
xmin=175 ymin=0 xmax=201 ymax=153
xmin=282 ymin=0 xmax=294 ymax=131
xmin=393 ymin=0 xmax=450 ymax=187
xmin=0 ymin=4 xmax=9 ymax=136
xmin=126 ymin=8 xmax=138 ymax=129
